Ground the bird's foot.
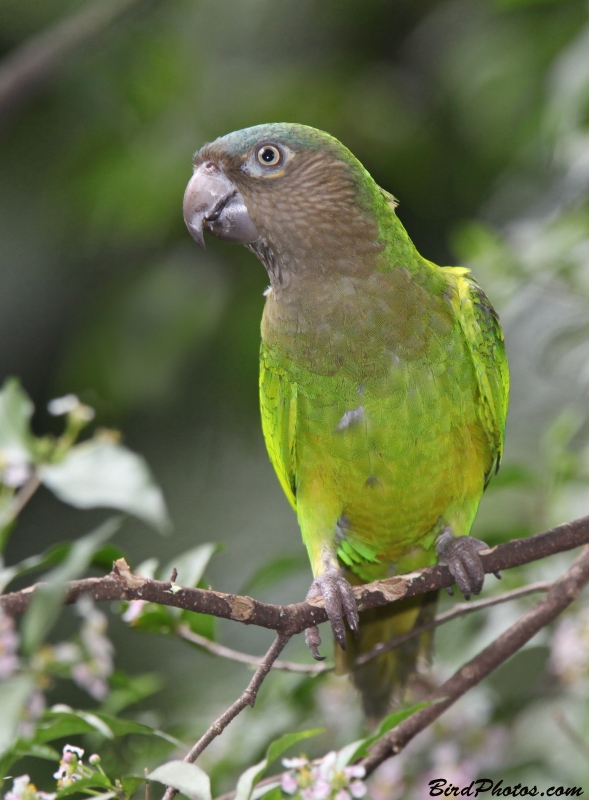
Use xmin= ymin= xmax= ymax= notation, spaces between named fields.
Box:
xmin=436 ymin=528 xmax=496 ymax=599
xmin=304 ymin=569 xmax=359 ymax=661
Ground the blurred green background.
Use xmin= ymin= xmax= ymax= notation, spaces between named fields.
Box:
xmin=2 ymin=0 xmax=589 ymax=794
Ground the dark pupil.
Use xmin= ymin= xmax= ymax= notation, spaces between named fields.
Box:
xmin=261 ymin=147 xmax=277 ymax=163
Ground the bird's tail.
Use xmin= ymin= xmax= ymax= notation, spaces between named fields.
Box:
xmin=335 ymin=589 xmax=438 ymax=720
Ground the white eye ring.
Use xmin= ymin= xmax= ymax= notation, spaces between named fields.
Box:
xmin=256 ymin=145 xmax=282 ymax=167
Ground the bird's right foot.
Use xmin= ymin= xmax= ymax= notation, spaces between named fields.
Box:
xmin=304 ymin=569 xmax=359 ymax=661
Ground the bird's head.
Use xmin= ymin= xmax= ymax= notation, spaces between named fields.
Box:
xmin=183 ymin=123 xmax=386 ymax=280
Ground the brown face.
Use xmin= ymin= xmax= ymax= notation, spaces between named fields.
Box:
xmin=184 ymin=133 xmax=378 ymax=259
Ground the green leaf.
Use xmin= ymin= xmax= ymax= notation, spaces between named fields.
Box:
xmin=39 ymin=439 xmax=170 ymax=533
xmin=252 ymin=787 xmax=281 ymax=800
xmin=122 ymin=776 xmax=146 ymax=797
xmin=235 ymin=728 xmax=324 ymax=800
xmin=163 ymin=544 xmax=221 ymax=589
xmin=46 ymin=706 xmax=115 ymax=738
xmin=234 ymin=761 xmax=267 ymax=800
xmin=0 ymin=378 xmax=34 ymax=456
xmin=93 ymin=713 xmax=185 ymax=748
xmin=179 ymin=609 xmax=216 ymax=641
xmin=21 ymin=518 xmax=121 ymax=654
xmin=101 ymin=672 xmax=163 ymax=716
xmin=0 ymin=537 xmax=120 ymax=594
xmin=129 ymin=603 xmax=176 ymax=635
xmin=239 ymin=554 xmax=307 ymax=595
xmin=33 ymin=715 xmax=102 ymax=744
xmin=56 ymin=775 xmax=112 ymax=798
xmin=91 ymin=544 xmax=127 ymax=573
xmin=345 ymin=701 xmax=433 ymax=763
xmin=266 ymin=728 xmax=325 ymax=768
xmin=14 ymin=742 xmax=61 ymax=762
xmin=0 ymin=674 xmax=35 ymax=758
xmin=148 ymin=760 xmax=211 ymax=800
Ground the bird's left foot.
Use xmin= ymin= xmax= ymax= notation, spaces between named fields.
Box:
xmin=436 ymin=528 xmax=497 ymax=599
xmin=304 ymin=569 xmax=359 ymax=661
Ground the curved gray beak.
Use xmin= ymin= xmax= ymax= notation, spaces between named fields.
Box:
xmin=183 ymin=163 xmax=259 ymax=249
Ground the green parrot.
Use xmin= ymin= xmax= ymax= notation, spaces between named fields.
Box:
xmin=182 ymin=123 xmax=509 ymax=716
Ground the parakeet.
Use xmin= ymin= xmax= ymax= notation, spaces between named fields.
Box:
xmin=182 ymin=123 xmax=509 ymax=716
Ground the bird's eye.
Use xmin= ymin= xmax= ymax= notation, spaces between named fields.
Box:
xmin=256 ymin=145 xmax=282 ymax=166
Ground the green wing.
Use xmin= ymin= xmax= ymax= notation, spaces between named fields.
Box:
xmin=442 ymin=266 xmax=510 ymax=481
xmin=259 ymin=343 xmax=298 ymax=511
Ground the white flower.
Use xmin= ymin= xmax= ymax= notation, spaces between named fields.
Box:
xmin=281 ymin=771 xmax=299 ymax=795
xmin=47 ymin=395 xmax=80 ymax=416
xmin=0 ymin=447 xmax=32 ymax=488
xmin=283 ymin=756 xmax=309 ymax=769
xmin=0 ymin=609 xmax=20 ymax=678
xmin=344 ymin=765 xmax=366 ymax=780
xmin=122 ymin=599 xmax=147 ymax=622
xmin=316 ymin=750 xmax=337 ymax=779
xmin=335 ymin=791 xmax=351 ymax=800
xmin=349 ymin=781 xmax=367 ymax=798
xmin=312 ymin=779 xmax=331 ymax=800
xmin=6 ymin=775 xmax=32 ymax=800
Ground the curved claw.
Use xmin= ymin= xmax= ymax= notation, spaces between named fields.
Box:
xmin=305 ymin=625 xmax=326 ymax=661
xmin=436 ymin=529 xmax=489 ymax=599
xmin=304 ymin=569 xmax=359 ymax=658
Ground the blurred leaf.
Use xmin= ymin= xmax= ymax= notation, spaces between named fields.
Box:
xmin=34 ymin=714 xmax=105 ymax=744
xmin=13 ymin=742 xmax=61 ymax=762
xmin=101 ymin=672 xmax=163 ymax=716
xmin=239 ymin=554 xmax=308 ymax=596
xmin=91 ymin=544 xmax=127 ymax=573
xmin=56 ymin=774 xmax=112 ymax=798
xmin=163 ymin=543 xmax=222 ymax=590
xmin=252 ymin=789 xmax=281 ymax=800
xmin=179 ymin=609 xmax=216 ymax=641
xmin=129 ymin=603 xmax=176 ymax=635
xmin=122 ymin=777 xmax=146 ymax=798
xmin=0 ymin=377 xmax=34 ymax=457
xmin=0 ymin=540 xmax=126 ymax=594
xmin=148 ymin=760 xmax=211 ymax=800
xmin=21 ymin=518 xmax=120 ymax=654
xmin=487 ymin=463 xmax=540 ymax=489
xmin=93 ymin=712 xmax=184 ymax=748
xmin=0 ymin=674 xmax=34 ymax=758
xmin=346 ymin=701 xmax=433 ymax=763
xmin=235 ymin=728 xmax=324 ymax=800
xmin=44 ymin=706 xmax=114 ymax=738
xmin=40 ymin=439 xmax=170 ymax=533
xmin=265 ymin=729 xmax=325 ymax=768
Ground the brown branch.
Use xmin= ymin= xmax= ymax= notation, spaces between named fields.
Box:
xmin=176 ymin=582 xmax=552 ymax=676
xmin=360 ymin=544 xmax=589 ymax=774
xmin=0 ymin=0 xmax=148 ymax=122
xmin=176 ymin=624 xmax=327 ymax=674
xmin=2 ymin=515 xmax=588 ymax=636
xmin=354 ymin=580 xmax=552 ymax=667
xmin=161 ymin=634 xmax=291 ymax=800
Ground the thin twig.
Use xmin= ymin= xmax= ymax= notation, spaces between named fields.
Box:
xmin=354 ymin=581 xmax=552 ymax=667
xmin=2 ymin=516 xmax=589 ymax=634
xmin=161 ymin=634 xmax=291 ymax=800
xmin=10 ymin=473 xmax=41 ymax=519
xmin=0 ymin=0 xmax=148 ymax=122
xmin=176 ymin=624 xmax=328 ymax=674
xmin=215 ymin=546 xmax=589 ymax=800
xmin=552 ymin=709 xmax=589 ymax=762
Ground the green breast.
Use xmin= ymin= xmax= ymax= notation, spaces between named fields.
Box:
xmin=261 ymin=261 xmax=492 ymax=575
